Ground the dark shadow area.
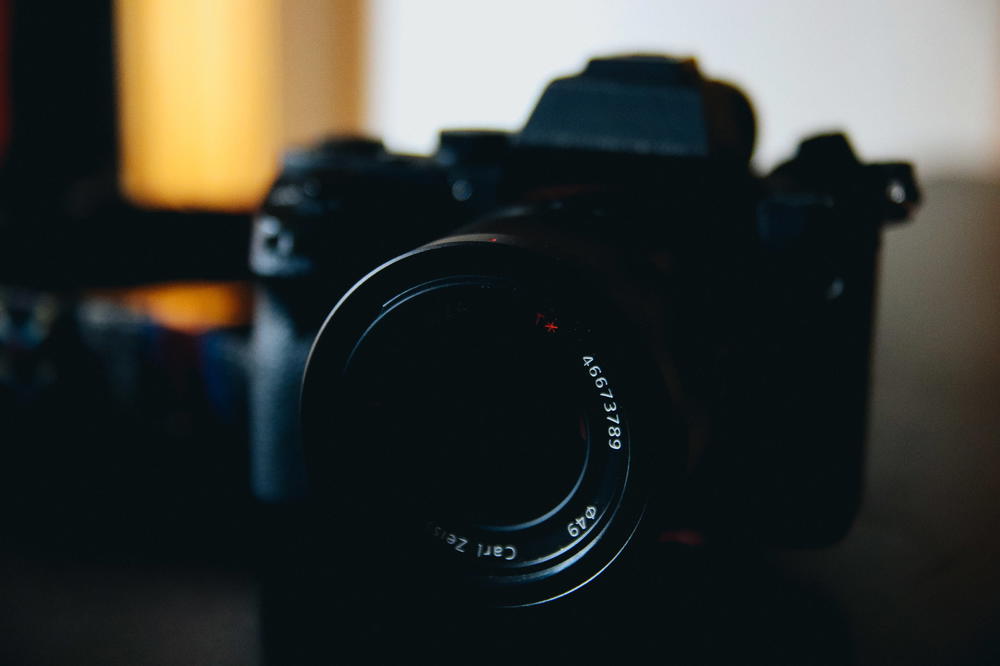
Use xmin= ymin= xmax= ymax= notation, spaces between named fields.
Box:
xmin=1 ymin=178 xmax=997 ymax=664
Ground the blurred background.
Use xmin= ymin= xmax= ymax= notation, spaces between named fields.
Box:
xmin=0 ymin=1 xmax=997 ymax=664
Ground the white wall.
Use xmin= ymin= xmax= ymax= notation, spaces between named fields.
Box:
xmin=366 ymin=0 xmax=1000 ymax=178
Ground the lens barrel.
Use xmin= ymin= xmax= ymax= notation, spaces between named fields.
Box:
xmin=302 ymin=237 xmax=672 ymax=605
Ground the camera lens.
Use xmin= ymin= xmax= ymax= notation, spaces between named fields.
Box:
xmin=302 ymin=240 xmax=661 ymax=605
xmin=345 ymin=281 xmax=590 ymax=529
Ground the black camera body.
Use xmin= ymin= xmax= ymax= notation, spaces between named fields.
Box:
xmin=250 ymin=55 xmax=917 ymax=637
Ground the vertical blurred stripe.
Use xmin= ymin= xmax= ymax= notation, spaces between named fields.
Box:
xmin=115 ymin=0 xmax=369 ymax=213
xmin=115 ymin=0 xmax=281 ymax=212
xmin=280 ymin=0 xmax=368 ymax=146
xmin=0 ymin=0 xmax=8 ymax=161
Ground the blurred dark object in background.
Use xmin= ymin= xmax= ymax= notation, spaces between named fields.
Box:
xmin=0 ymin=0 xmax=255 ymax=580
xmin=0 ymin=0 xmax=251 ymax=288
xmin=1 ymin=0 xmax=115 ymax=224
xmin=0 ymin=284 xmax=252 ymax=558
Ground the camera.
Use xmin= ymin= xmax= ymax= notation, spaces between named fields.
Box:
xmin=249 ymin=54 xmax=918 ymax=658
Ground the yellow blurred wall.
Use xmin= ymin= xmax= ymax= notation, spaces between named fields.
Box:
xmin=115 ymin=0 xmax=367 ymax=212
xmin=115 ymin=0 xmax=282 ymax=212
